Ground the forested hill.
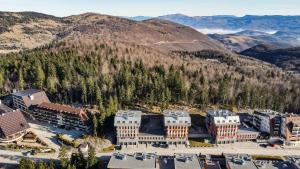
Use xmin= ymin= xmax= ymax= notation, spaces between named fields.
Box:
xmin=241 ymin=45 xmax=300 ymax=72
xmin=0 ymin=12 xmax=299 ymax=113
xmin=0 ymin=12 xmax=226 ymax=53
xmin=0 ymin=39 xmax=299 ymax=113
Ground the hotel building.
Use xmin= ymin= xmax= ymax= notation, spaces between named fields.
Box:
xmin=114 ymin=110 xmax=191 ymax=146
xmin=33 ymin=102 xmax=89 ymax=130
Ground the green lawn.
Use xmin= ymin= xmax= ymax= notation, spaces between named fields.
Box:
xmin=189 ymin=138 xmax=213 ymax=147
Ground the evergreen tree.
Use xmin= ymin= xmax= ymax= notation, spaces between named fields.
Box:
xmin=92 ymin=114 xmax=98 ymax=137
xmin=37 ymin=161 xmax=46 ymax=169
xmin=87 ymin=146 xmax=97 ymax=169
xmin=18 ymin=157 xmax=27 ymax=169
xmin=81 ymin=79 xmax=87 ymax=104
xmin=59 ymin=145 xmax=69 ymax=169
xmin=18 ymin=68 xmax=25 ymax=90
xmin=35 ymin=64 xmax=45 ymax=89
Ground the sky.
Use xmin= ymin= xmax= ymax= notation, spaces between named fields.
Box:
xmin=0 ymin=0 xmax=299 ymax=17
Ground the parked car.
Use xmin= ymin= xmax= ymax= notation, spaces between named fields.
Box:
xmin=152 ymin=143 xmax=160 ymax=147
xmin=160 ymin=144 xmax=168 ymax=148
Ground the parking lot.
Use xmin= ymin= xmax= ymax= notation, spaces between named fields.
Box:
xmin=28 ymin=122 xmax=85 ymax=150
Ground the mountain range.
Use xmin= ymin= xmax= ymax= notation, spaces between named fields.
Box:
xmin=158 ymin=14 xmax=300 ymax=32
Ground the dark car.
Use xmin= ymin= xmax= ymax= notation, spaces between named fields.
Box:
xmin=152 ymin=143 xmax=160 ymax=147
xmin=30 ymin=149 xmax=37 ymax=155
xmin=259 ymin=144 xmax=267 ymax=148
xmin=160 ymin=144 xmax=168 ymax=148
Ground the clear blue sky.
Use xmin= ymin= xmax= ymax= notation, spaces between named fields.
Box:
xmin=0 ymin=0 xmax=299 ymax=17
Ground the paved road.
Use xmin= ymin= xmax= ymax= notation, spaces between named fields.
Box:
xmin=1 ymin=145 xmax=300 ymax=164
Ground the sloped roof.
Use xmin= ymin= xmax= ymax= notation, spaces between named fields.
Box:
xmin=0 ymin=110 xmax=30 ymax=137
xmin=0 ymin=102 xmax=13 ymax=114
xmin=12 ymin=89 xmax=50 ymax=107
xmin=36 ymin=102 xmax=88 ymax=121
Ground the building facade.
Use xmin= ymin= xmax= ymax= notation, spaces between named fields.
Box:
xmin=114 ymin=110 xmax=142 ymax=146
xmin=236 ymin=128 xmax=259 ymax=142
xmin=164 ymin=110 xmax=191 ymax=145
xmin=253 ymin=110 xmax=281 ymax=136
xmin=206 ymin=110 xmax=240 ymax=144
xmin=33 ymin=102 xmax=89 ymax=130
xmin=281 ymin=114 xmax=300 ymax=146
xmin=114 ymin=110 xmax=191 ymax=146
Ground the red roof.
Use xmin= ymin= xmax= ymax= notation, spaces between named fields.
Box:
xmin=36 ymin=102 xmax=88 ymax=121
xmin=0 ymin=110 xmax=30 ymax=137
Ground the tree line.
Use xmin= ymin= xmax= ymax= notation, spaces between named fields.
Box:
xmin=19 ymin=145 xmax=100 ymax=169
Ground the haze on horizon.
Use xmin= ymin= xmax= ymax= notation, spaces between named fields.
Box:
xmin=0 ymin=0 xmax=300 ymax=17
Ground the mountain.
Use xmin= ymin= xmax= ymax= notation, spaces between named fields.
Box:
xmin=208 ymin=31 xmax=296 ymax=52
xmin=0 ymin=12 xmax=227 ymax=53
xmin=241 ymin=44 xmax=300 ymax=72
xmin=159 ymin=14 xmax=300 ymax=32
xmin=125 ymin=16 xmax=153 ymax=21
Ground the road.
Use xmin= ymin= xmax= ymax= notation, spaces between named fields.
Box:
xmin=1 ymin=144 xmax=300 ymax=164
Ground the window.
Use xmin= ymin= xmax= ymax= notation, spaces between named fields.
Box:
xmin=129 ymin=121 xmax=132 ymax=123
xmin=117 ymin=121 xmax=120 ymax=123
xmin=167 ymin=121 xmax=170 ymax=123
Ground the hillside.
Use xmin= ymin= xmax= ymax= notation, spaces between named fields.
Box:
xmin=0 ymin=12 xmax=299 ymax=113
xmin=209 ymin=32 xmax=295 ymax=52
xmin=0 ymin=12 xmax=227 ymax=53
xmin=241 ymin=44 xmax=300 ymax=72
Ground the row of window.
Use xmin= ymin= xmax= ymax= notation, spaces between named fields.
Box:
xmin=116 ymin=120 xmax=138 ymax=124
xmin=216 ymin=119 xmax=238 ymax=123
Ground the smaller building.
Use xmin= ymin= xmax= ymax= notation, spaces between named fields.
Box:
xmin=281 ymin=114 xmax=300 ymax=146
xmin=12 ymin=89 xmax=50 ymax=114
xmin=0 ymin=109 xmax=30 ymax=143
xmin=174 ymin=154 xmax=201 ymax=169
xmin=253 ymin=110 xmax=281 ymax=136
xmin=33 ymin=102 xmax=89 ymax=130
xmin=78 ymin=142 xmax=89 ymax=153
xmin=107 ymin=152 xmax=157 ymax=169
xmin=236 ymin=128 xmax=259 ymax=142
xmin=225 ymin=154 xmax=256 ymax=169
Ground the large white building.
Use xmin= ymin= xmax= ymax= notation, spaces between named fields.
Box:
xmin=206 ymin=110 xmax=240 ymax=144
xmin=164 ymin=110 xmax=191 ymax=145
xmin=114 ymin=110 xmax=142 ymax=146
xmin=114 ymin=110 xmax=191 ymax=146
